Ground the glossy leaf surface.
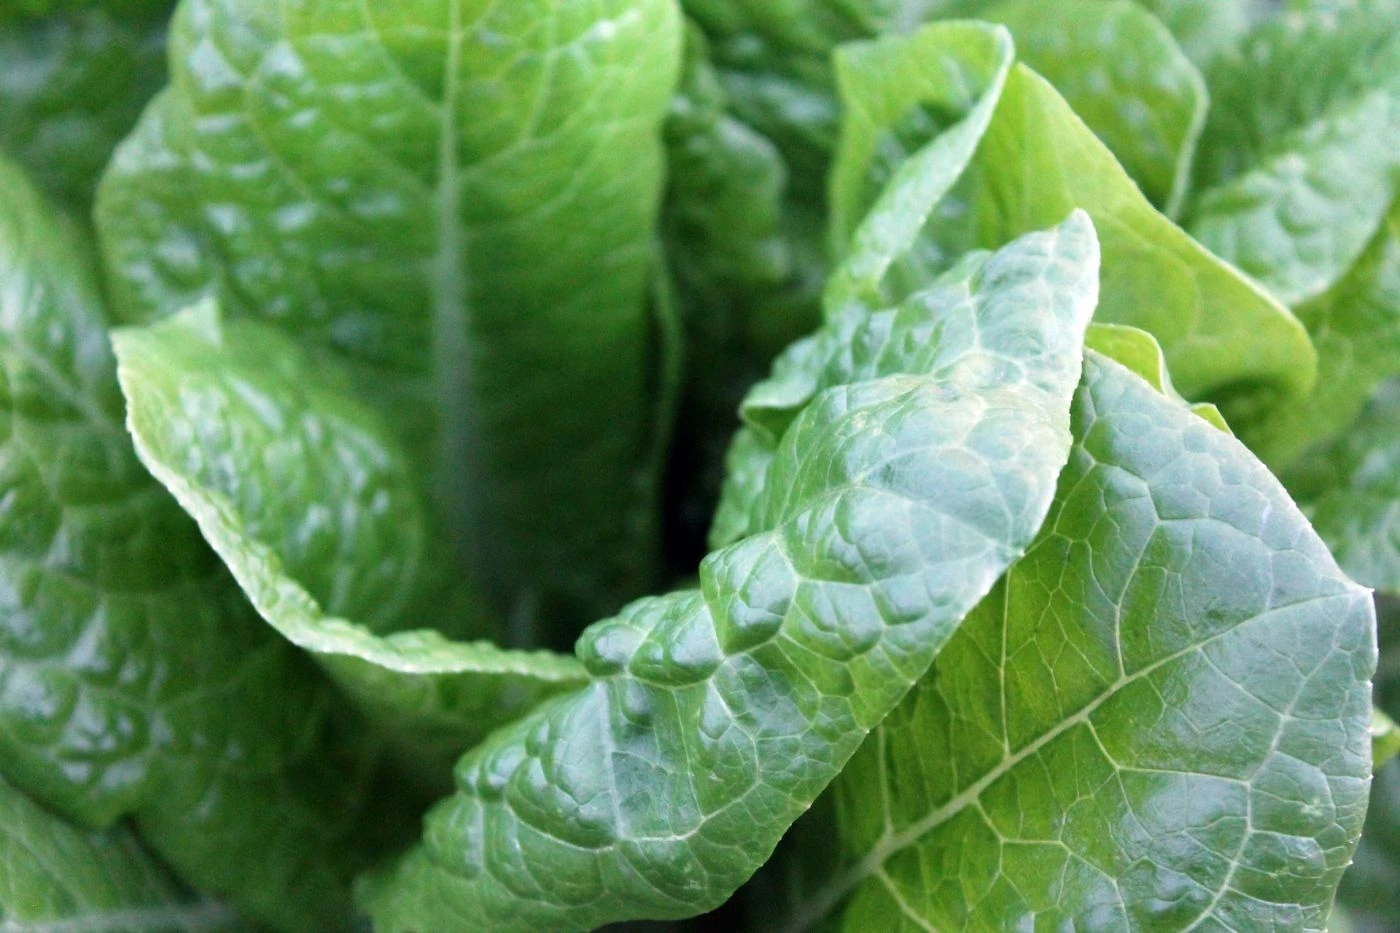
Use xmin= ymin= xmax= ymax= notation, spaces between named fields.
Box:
xmin=362 ymin=206 xmax=1099 ymax=931
xmin=0 ymin=154 xmax=374 ymax=931
xmin=830 ymin=24 xmax=1315 ymax=400
xmin=96 ymin=0 xmax=683 ymax=637
xmin=771 ymin=352 xmax=1376 ymax=931
xmin=114 ymin=302 xmax=588 ymax=773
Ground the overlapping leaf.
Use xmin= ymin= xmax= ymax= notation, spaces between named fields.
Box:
xmin=0 ymin=774 xmax=236 ymax=932
xmin=829 ymin=23 xmax=1315 ymax=400
xmin=360 ymin=196 xmax=1099 ymax=927
xmin=114 ymin=302 xmax=588 ymax=776
xmin=0 ymin=154 xmax=376 ymax=931
xmin=767 ymin=351 xmax=1375 ymax=931
xmin=96 ymin=0 xmax=683 ymax=638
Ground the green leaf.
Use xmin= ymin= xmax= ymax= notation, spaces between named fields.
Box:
xmin=0 ymin=154 xmax=379 ymax=931
xmin=0 ymin=773 xmax=241 ymax=932
xmin=1285 ymin=381 xmax=1400 ymax=594
xmin=770 ymin=351 xmax=1376 ymax=931
xmin=979 ymin=0 xmax=1208 ymax=216
xmin=829 ymin=23 xmax=1316 ymax=400
xmin=1372 ymin=708 xmax=1400 ymax=768
xmin=1236 ymin=206 xmax=1400 ymax=469
xmin=1084 ymin=323 xmax=1232 ymax=432
xmin=0 ymin=5 xmax=171 ymax=216
xmin=361 ymin=212 xmax=1099 ymax=932
xmin=1127 ymin=0 xmax=1269 ymax=68
xmin=96 ymin=0 xmax=683 ymax=637
xmin=1186 ymin=2 xmax=1400 ymax=305
xmin=113 ymin=301 xmax=588 ymax=775
xmin=0 ymin=0 xmax=171 ymax=24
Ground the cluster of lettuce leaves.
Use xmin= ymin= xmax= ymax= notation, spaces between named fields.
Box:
xmin=0 ymin=0 xmax=1396 ymax=930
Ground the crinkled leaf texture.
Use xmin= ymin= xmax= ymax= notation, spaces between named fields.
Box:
xmin=828 ymin=21 xmax=1315 ymax=401
xmin=96 ymin=0 xmax=682 ymax=637
xmin=0 ymin=155 xmax=377 ymax=931
xmin=0 ymin=773 xmax=239 ymax=931
xmin=360 ymin=187 xmax=1100 ymax=926
xmin=113 ymin=301 xmax=587 ymax=776
xmin=0 ymin=3 xmax=171 ymax=216
xmin=765 ymin=351 xmax=1376 ymax=931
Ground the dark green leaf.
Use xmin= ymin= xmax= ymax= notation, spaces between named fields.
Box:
xmin=0 ymin=154 xmax=377 ymax=931
xmin=0 ymin=6 xmax=171 ymax=216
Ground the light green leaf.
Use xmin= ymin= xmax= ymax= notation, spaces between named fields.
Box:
xmin=773 ymin=351 xmax=1375 ymax=931
xmin=830 ymin=23 xmax=1316 ymax=399
xmin=1286 ymin=381 xmax=1400 ymax=595
xmin=0 ymin=773 xmax=240 ymax=932
xmin=0 ymin=154 xmax=377 ymax=931
xmin=113 ymin=302 xmax=587 ymax=774
xmin=981 ymin=0 xmax=1208 ymax=215
xmin=1236 ymin=207 xmax=1400 ymax=469
xmin=361 ymin=213 xmax=1099 ymax=932
xmin=96 ymin=0 xmax=683 ymax=638
xmin=1372 ymin=708 xmax=1400 ymax=768
xmin=1187 ymin=2 xmax=1400 ymax=305
xmin=1084 ymin=323 xmax=1232 ymax=431
xmin=0 ymin=5 xmax=171 ymax=216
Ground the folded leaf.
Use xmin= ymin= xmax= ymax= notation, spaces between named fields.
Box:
xmin=113 ymin=302 xmax=588 ymax=774
xmin=96 ymin=0 xmax=683 ymax=637
xmin=0 ymin=154 xmax=378 ymax=931
xmin=0 ymin=5 xmax=171 ymax=216
xmin=770 ymin=351 xmax=1375 ymax=931
xmin=830 ymin=23 xmax=1316 ymax=399
xmin=361 ymin=209 xmax=1099 ymax=931
xmin=1187 ymin=1 xmax=1400 ymax=305
xmin=0 ymin=773 xmax=238 ymax=931
xmin=1286 ymin=380 xmax=1400 ymax=594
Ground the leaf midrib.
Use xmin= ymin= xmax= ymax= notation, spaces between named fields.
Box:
xmin=430 ymin=0 xmax=477 ymax=568
xmin=781 ymin=589 xmax=1347 ymax=932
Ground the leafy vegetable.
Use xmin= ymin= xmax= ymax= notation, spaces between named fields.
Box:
xmin=96 ymin=0 xmax=683 ymax=639
xmin=112 ymin=299 xmax=588 ymax=776
xmin=0 ymin=773 xmax=237 ymax=932
xmin=362 ymin=165 xmax=1099 ymax=931
xmin=0 ymin=0 xmax=1394 ymax=929
xmin=765 ymin=349 xmax=1375 ymax=930
xmin=0 ymin=152 xmax=378 ymax=930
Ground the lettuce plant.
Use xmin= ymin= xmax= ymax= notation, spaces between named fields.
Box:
xmin=0 ymin=1 xmax=1394 ymax=932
